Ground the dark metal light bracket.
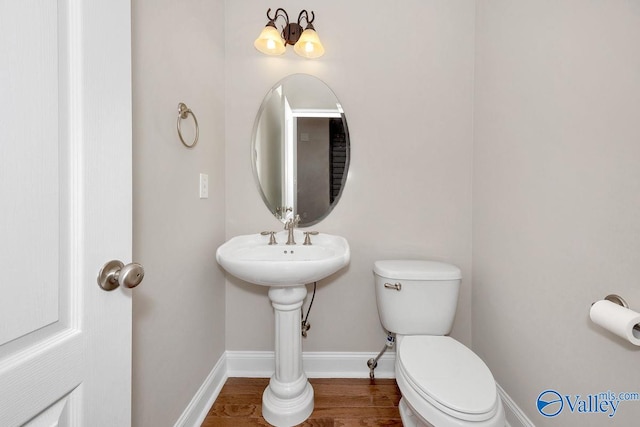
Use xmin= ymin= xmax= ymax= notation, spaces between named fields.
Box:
xmin=266 ymin=8 xmax=316 ymax=46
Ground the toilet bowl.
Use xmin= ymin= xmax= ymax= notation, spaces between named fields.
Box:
xmin=373 ymin=260 xmax=505 ymax=427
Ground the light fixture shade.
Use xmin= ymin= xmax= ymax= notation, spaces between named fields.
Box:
xmin=254 ymin=25 xmax=286 ymax=55
xmin=293 ymin=28 xmax=325 ymax=59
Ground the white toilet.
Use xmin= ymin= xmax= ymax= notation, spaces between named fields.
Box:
xmin=374 ymin=260 xmax=505 ymax=427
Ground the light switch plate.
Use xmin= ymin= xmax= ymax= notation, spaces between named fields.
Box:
xmin=199 ymin=173 xmax=209 ymax=199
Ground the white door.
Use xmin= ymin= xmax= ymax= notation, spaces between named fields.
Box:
xmin=0 ymin=0 xmax=133 ymax=425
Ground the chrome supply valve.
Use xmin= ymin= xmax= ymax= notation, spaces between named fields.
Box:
xmin=301 ymin=320 xmax=311 ymax=337
xmin=260 ymin=231 xmax=278 ymax=245
xmin=303 ymin=231 xmax=319 ymax=245
xmin=367 ymin=332 xmax=395 ymax=379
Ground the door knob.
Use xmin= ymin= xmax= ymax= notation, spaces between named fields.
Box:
xmin=97 ymin=260 xmax=145 ymax=291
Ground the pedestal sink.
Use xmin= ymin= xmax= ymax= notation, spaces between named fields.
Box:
xmin=216 ymin=230 xmax=350 ymax=426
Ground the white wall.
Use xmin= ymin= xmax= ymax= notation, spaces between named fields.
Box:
xmin=473 ymin=1 xmax=640 ymax=425
xmin=224 ymin=0 xmax=476 ymax=352
xmin=131 ymin=1 xmax=226 ymax=425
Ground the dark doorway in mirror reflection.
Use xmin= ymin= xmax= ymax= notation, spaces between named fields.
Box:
xmin=329 ymin=118 xmax=347 ymax=204
xmin=296 ymin=117 xmax=348 ymax=223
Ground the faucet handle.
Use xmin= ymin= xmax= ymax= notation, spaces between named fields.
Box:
xmin=260 ymin=231 xmax=278 ymax=245
xmin=303 ymin=231 xmax=319 ymax=245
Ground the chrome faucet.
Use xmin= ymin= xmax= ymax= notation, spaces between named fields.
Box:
xmin=284 ymin=214 xmax=300 ymax=245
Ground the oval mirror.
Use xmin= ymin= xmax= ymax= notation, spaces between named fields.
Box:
xmin=252 ymin=74 xmax=350 ymax=227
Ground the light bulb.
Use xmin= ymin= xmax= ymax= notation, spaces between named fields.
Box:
xmin=293 ymin=28 xmax=324 ymax=59
xmin=254 ymin=25 xmax=286 ymax=55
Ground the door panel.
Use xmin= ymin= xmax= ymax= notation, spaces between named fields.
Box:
xmin=0 ymin=0 xmax=132 ymax=425
xmin=0 ymin=0 xmax=60 ymax=347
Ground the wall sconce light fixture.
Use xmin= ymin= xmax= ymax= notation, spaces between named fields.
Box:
xmin=254 ymin=8 xmax=325 ymax=59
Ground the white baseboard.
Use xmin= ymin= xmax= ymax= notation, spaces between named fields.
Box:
xmin=497 ymin=383 xmax=535 ymax=427
xmin=304 ymin=351 xmax=396 ymax=378
xmin=224 ymin=350 xmax=274 ymax=377
xmin=173 ymin=354 xmax=228 ymax=427
xmin=174 ymin=351 xmax=532 ymax=427
xmin=226 ymin=350 xmax=396 ymax=379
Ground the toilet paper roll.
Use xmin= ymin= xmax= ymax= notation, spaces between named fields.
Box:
xmin=590 ymin=300 xmax=640 ymax=346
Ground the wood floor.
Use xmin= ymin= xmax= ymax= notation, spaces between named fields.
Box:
xmin=202 ymin=377 xmax=403 ymax=426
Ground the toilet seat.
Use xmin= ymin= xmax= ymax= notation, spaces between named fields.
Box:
xmin=397 ymin=336 xmax=500 ymax=422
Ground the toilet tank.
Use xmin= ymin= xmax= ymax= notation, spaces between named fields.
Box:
xmin=374 ymin=260 xmax=461 ymax=335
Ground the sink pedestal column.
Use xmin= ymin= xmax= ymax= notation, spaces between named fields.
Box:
xmin=262 ymin=285 xmax=314 ymax=426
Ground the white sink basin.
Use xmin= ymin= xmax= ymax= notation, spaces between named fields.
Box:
xmin=216 ymin=230 xmax=350 ymax=286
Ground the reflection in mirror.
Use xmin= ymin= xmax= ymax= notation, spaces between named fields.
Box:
xmin=252 ymin=74 xmax=350 ymax=227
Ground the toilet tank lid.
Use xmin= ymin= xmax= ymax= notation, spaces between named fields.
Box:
xmin=374 ymin=260 xmax=461 ymax=280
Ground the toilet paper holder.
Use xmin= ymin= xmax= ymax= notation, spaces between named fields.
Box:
xmin=594 ymin=294 xmax=640 ymax=332
xmin=600 ymin=294 xmax=628 ymax=308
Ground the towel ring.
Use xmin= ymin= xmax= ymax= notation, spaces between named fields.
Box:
xmin=177 ymin=102 xmax=199 ymax=148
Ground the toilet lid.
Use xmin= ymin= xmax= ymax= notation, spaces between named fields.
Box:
xmin=374 ymin=260 xmax=461 ymax=281
xmin=398 ymin=336 xmax=498 ymax=418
